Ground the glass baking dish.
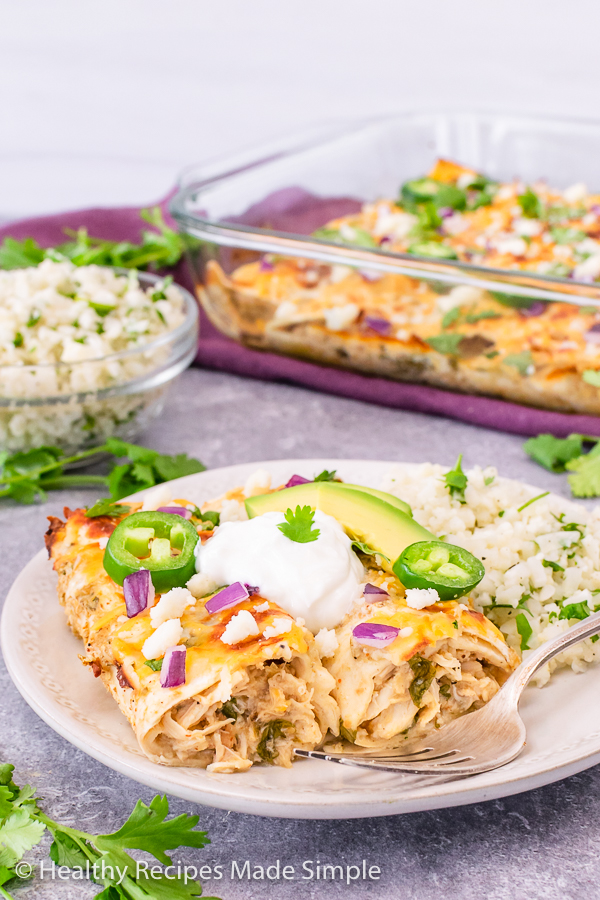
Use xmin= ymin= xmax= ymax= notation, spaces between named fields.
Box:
xmin=171 ymin=112 xmax=600 ymax=416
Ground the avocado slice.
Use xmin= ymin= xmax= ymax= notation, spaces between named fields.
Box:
xmin=245 ymin=482 xmax=433 ymax=572
xmin=335 ymin=483 xmax=412 ymax=517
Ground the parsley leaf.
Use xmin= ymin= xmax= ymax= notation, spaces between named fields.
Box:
xmin=524 ymin=433 xmax=585 ymax=472
xmin=278 ymin=506 xmax=320 ymax=543
xmin=85 ymin=499 xmax=131 ymax=518
xmin=444 ymin=454 xmax=468 ymax=503
xmin=566 ymin=443 xmax=600 ymax=498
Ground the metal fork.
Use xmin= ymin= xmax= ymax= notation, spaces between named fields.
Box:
xmin=295 ymin=611 xmax=600 ymax=776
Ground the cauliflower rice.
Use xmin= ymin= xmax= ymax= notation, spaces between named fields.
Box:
xmin=382 ymin=463 xmax=600 ymax=686
xmin=0 ymin=261 xmax=188 ymax=452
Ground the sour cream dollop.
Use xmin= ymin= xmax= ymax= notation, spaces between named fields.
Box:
xmin=195 ymin=510 xmax=365 ymax=632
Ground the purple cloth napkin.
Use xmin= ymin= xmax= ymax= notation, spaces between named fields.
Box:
xmin=1 ymin=200 xmax=599 ymax=438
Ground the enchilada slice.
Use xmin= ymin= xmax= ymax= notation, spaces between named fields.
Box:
xmin=46 ymin=504 xmax=339 ymax=773
xmin=325 ymin=569 xmax=519 ymax=749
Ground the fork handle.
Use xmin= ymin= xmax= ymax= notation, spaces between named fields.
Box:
xmin=502 ymin=609 xmax=600 ymax=705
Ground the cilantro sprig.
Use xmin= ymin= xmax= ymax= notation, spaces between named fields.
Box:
xmin=0 ymin=764 xmax=216 ymax=900
xmin=444 ymin=454 xmax=468 ymax=503
xmin=278 ymin=506 xmax=320 ymax=543
xmin=0 ymin=437 xmax=205 ymax=506
xmin=0 ymin=208 xmax=188 ymax=273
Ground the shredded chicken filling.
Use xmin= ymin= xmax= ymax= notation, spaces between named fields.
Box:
xmin=145 ymin=659 xmax=325 ymax=772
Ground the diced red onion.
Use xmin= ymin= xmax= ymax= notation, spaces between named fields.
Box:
xmin=260 ymin=259 xmax=275 ymax=272
xmin=160 ymin=645 xmax=187 ymax=688
xmin=359 ymin=269 xmax=383 ymax=283
xmin=365 ymin=316 xmax=392 ymax=336
xmin=519 ymin=302 xmax=547 ymax=318
xmin=205 ymin=581 xmax=249 ymax=614
xmin=285 ymin=474 xmax=311 ymax=488
xmin=157 ymin=506 xmax=192 ymax=519
xmin=591 ymin=205 xmax=600 ymax=215
xmin=586 ymin=322 xmax=600 ymax=343
xmin=363 ymin=583 xmax=389 ymax=596
xmin=123 ymin=569 xmax=154 ymax=618
xmin=245 ymin=584 xmax=260 ymax=595
xmin=352 ymin=622 xmax=399 ymax=648
xmin=438 ymin=206 xmax=454 ymax=219
xmin=379 ymin=236 xmax=391 ymax=245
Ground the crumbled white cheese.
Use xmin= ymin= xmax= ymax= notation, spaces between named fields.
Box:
xmin=274 ymin=300 xmax=297 ymax=320
xmin=262 ymin=616 xmax=293 ymax=639
xmin=220 ymin=499 xmax=247 ymax=523
xmin=243 ymin=469 xmax=272 ymax=498
xmin=442 ymin=214 xmax=468 ymax=236
xmin=575 ymin=255 xmax=600 ymax=282
xmin=142 ymin=484 xmax=172 ymax=511
xmin=372 ymin=211 xmax=416 ymax=240
xmin=186 ymin=572 xmax=219 ymax=599
xmin=395 ymin=328 xmax=410 ymax=342
xmin=221 ymin=610 xmax=260 ymax=645
xmin=563 ymin=182 xmax=587 ymax=204
xmin=339 ymin=224 xmax=357 ymax=242
xmin=405 ymin=587 xmax=441 ymax=610
xmin=495 ymin=237 xmax=527 ymax=257
xmin=329 ymin=265 xmax=353 ymax=284
xmin=314 ymin=627 xmax=339 ymax=658
xmin=142 ymin=618 xmax=183 ymax=659
xmin=254 ymin=601 xmax=269 ymax=612
xmin=324 ymin=304 xmax=359 ymax=331
xmin=436 ymin=285 xmax=486 ymax=313
xmin=97 ymin=536 xmax=109 ymax=550
xmin=457 ymin=171 xmax=478 ymax=190
xmin=399 ymin=626 xmax=414 ymax=638
xmin=150 ymin=587 xmax=195 ymax=628
xmin=513 ymin=218 xmax=542 ymax=237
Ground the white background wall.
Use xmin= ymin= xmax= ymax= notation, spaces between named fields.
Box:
xmin=1 ymin=0 xmax=599 ymax=219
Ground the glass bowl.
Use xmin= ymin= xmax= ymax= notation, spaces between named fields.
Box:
xmin=0 ymin=270 xmax=199 ymax=454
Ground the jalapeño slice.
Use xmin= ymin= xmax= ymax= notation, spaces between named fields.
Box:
xmin=104 ymin=510 xmax=199 ymax=593
xmin=393 ymin=540 xmax=484 ymax=602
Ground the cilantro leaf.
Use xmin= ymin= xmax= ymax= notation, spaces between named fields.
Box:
xmin=313 ymin=469 xmax=337 ymax=482
xmin=524 ymin=433 xmax=585 ymax=472
xmin=278 ymin=506 xmax=320 ymax=543
xmin=49 ymin=831 xmax=89 ymax=868
xmin=312 ymin=226 xmax=377 ymax=248
xmin=504 ymin=351 xmax=534 ymax=376
xmin=566 ymin=443 xmax=600 ymax=497
xmin=193 ymin=509 xmax=220 ymax=528
xmin=516 ymin=612 xmax=533 ymax=650
xmin=426 ymin=333 xmax=463 ymax=355
xmin=543 ymin=559 xmax=564 ymax=572
xmin=518 ymin=187 xmax=543 ymax=219
xmin=85 ymin=499 xmax=131 ymax=518
xmin=144 ymin=659 xmax=163 ymax=672
xmin=152 ymin=453 xmax=205 ymax=482
xmin=441 ymin=307 xmax=461 ymax=329
xmin=95 ymin=795 xmax=210 ymax=866
xmin=444 ymin=454 xmax=468 ymax=503
xmin=0 ymin=810 xmax=45 ymax=867
xmin=0 ymin=237 xmax=46 ymax=270
xmin=559 ymin=601 xmax=591 ymax=621
xmin=105 ymin=439 xmax=205 ymax=501
xmin=583 ymin=369 xmax=600 ymax=387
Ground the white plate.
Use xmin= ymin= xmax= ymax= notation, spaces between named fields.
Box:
xmin=3 ymin=458 xmax=600 ymax=820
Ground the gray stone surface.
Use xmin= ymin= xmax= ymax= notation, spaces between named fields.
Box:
xmin=0 ymin=367 xmax=597 ymax=900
